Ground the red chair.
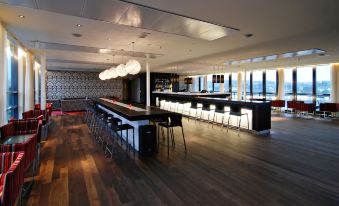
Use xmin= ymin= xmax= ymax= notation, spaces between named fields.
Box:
xmin=22 ymin=109 xmax=48 ymax=124
xmin=319 ymin=103 xmax=339 ymax=118
xmin=34 ymin=104 xmax=41 ymax=110
xmin=287 ymin=100 xmax=304 ymax=113
xmin=0 ymin=152 xmax=25 ymax=206
xmin=271 ymin=100 xmax=285 ymax=111
xmin=0 ymin=120 xmax=39 ymax=172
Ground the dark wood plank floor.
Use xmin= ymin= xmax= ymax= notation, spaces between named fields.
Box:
xmin=25 ymin=114 xmax=339 ymax=206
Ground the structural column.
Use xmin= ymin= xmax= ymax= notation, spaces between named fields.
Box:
xmin=25 ymin=53 xmax=34 ymax=111
xmin=331 ymin=63 xmax=339 ymax=103
xmin=237 ymin=72 xmax=243 ymax=100
xmin=243 ymin=71 xmax=247 ymax=100
xmin=40 ymin=53 xmax=47 ymax=110
xmin=146 ymin=61 xmax=150 ymax=107
xmin=18 ymin=49 xmax=26 ymax=118
xmin=277 ymin=68 xmax=285 ymax=100
xmin=0 ymin=23 xmax=8 ymax=125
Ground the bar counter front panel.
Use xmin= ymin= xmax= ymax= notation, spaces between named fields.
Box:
xmin=153 ymin=92 xmax=271 ymax=134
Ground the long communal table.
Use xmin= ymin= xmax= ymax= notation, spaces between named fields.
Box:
xmin=92 ymin=98 xmax=180 ymax=151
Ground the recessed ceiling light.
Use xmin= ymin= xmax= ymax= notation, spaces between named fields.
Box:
xmin=72 ymin=33 xmax=82 ymax=37
xmin=244 ymin=33 xmax=254 ymax=38
xmin=76 ymin=24 xmax=82 ymax=27
xmin=18 ymin=15 xmax=25 ymax=18
xmin=107 ymin=38 xmax=111 ymax=40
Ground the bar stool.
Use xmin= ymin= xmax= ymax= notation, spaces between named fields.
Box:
xmin=212 ymin=105 xmax=229 ymax=127
xmin=158 ymin=115 xmax=187 ymax=156
xmin=227 ymin=105 xmax=249 ymax=135
xmin=111 ymin=118 xmax=135 ymax=156
xmin=189 ymin=101 xmax=202 ymax=120
xmin=200 ymin=103 xmax=214 ymax=124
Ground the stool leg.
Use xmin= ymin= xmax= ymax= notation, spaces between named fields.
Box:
xmin=126 ymin=130 xmax=129 ymax=151
xmin=227 ymin=116 xmax=231 ymax=132
xmin=238 ymin=116 xmax=241 ymax=136
xmin=167 ymin=127 xmax=170 ymax=157
xmin=181 ymin=126 xmax=187 ymax=152
xmin=170 ymin=127 xmax=175 ymax=147
xmin=247 ymin=114 xmax=249 ymax=130
xmin=157 ymin=124 xmax=160 ymax=152
xmin=133 ymin=128 xmax=135 ymax=157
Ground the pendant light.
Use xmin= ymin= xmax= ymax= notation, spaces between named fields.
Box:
xmin=125 ymin=42 xmax=141 ymax=75
xmin=116 ymin=53 xmax=128 ymax=77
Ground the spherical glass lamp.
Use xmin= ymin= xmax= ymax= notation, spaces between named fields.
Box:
xmin=125 ymin=59 xmax=141 ymax=75
xmin=116 ymin=64 xmax=128 ymax=77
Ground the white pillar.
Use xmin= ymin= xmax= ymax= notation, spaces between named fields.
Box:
xmin=25 ymin=53 xmax=34 ymax=111
xmin=203 ymin=76 xmax=207 ymax=90
xmin=146 ymin=61 xmax=150 ymax=107
xmin=277 ymin=68 xmax=285 ymax=100
xmin=40 ymin=53 xmax=47 ymax=110
xmin=18 ymin=49 xmax=26 ymax=118
xmin=34 ymin=62 xmax=40 ymax=104
xmin=0 ymin=23 xmax=8 ymax=125
xmin=331 ymin=64 xmax=339 ymax=103
xmin=237 ymin=72 xmax=243 ymax=100
xmin=243 ymin=71 xmax=247 ymax=100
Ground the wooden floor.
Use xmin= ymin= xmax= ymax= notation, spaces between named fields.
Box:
xmin=24 ymin=114 xmax=339 ymax=206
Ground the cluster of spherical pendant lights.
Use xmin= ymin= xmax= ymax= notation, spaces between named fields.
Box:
xmin=99 ymin=59 xmax=141 ymax=80
xmin=99 ymin=42 xmax=141 ymax=80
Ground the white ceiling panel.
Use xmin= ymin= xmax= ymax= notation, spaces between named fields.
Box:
xmin=83 ymin=0 xmax=130 ymax=23
xmin=36 ymin=0 xmax=84 ymax=16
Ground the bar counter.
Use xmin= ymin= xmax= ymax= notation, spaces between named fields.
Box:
xmin=153 ymin=92 xmax=271 ymax=134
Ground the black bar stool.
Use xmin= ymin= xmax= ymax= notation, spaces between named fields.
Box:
xmin=111 ymin=118 xmax=135 ymax=156
xmin=227 ymin=105 xmax=249 ymax=135
xmin=158 ymin=115 xmax=186 ymax=156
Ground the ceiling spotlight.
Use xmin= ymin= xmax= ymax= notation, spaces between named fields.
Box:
xmin=107 ymin=38 xmax=111 ymax=40
xmin=18 ymin=15 xmax=25 ymax=18
xmin=76 ymin=24 xmax=82 ymax=27
xmin=244 ymin=33 xmax=254 ymax=38
xmin=72 ymin=33 xmax=82 ymax=37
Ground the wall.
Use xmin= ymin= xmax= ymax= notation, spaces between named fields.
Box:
xmin=46 ymin=71 xmax=123 ymax=99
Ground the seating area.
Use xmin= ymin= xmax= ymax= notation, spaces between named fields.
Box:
xmin=270 ymin=100 xmax=339 ymax=119
xmin=0 ymin=104 xmax=51 ymax=205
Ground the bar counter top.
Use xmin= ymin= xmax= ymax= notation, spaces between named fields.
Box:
xmin=152 ymin=91 xmax=230 ymax=97
xmin=93 ymin=98 xmax=180 ymax=121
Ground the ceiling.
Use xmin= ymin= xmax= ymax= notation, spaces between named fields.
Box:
xmin=0 ymin=0 xmax=339 ymax=74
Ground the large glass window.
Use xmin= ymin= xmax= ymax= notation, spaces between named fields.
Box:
xmin=191 ymin=76 xmax=199 ymax=92
xmin=6 ymin=41 xmax=19 ymax=120
xmin=316 ymin=65 xmax=331 ymax=103
xmin=266 ymin=69 xmax=277 ymax=100
xmin=252 ymin=70 xmax=263 ymax=98
xmin=245 ymin=71 xmax=251 ymax=98
xmin=207 ymin=74 xmax=213 ymax=92
xmin=284 ymin=68 xmax=294 ymax=100
xmin=231 ymin=73 xmax=238 ymax=98
xmin=224 ymin=73 xmax=229 ymax=92
xmin=200 ymin=76 xmax=205 ymax=91
xmin=297 ymin=66 xmax=313 ymax=102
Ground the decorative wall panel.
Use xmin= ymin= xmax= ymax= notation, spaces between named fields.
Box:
xmin=46 ymin=71 xmax=123 ymax=99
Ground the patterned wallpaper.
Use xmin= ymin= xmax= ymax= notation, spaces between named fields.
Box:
xmin=46 ymin=71 xmax=123 ymax=99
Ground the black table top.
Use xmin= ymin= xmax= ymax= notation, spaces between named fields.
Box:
xmin=1 ymin=134 xmax=34 ymax=145
xmin=93 ymin=98 xmax=180 ymax=121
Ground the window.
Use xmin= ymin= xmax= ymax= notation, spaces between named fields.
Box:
xmin=224 ymin=73 xmax=229 ymax=92
xmin=297 ymin=66 xmax=313 ymax=102
xmin=252 ymin=70 xmax=263 ymax=98
xmin=192 ymin=76 xmax=199 ymax=92
xmin=200 ymin=76 xmax=205 ymax=91
xmin=207 ymin=74 xmax=213 ymax=92
xmin=316 ymin=65 xmax=331 ymax=103
xmin=231 ymin=73 xmax=238 ymax=98
xmin=6 ymin=41 xmax=19 ymax=120
xmin=214 ymin=75 xmax=220 ymax=92
xmin=284 ymin=68 xmax=293 ymax=100
xmin=245 ymin=71 xmax=251 ymax=98
xmin=266 ymin=69 xmax=277 ymax=100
